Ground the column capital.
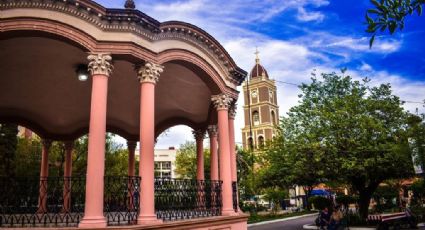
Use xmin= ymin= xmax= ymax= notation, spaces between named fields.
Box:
xmin=41 ymin=139 xmax=52 ymax=149
xmin=207 ymin=125 xmax=218 ymax=138
xmin=64 ymin=141 xmax=74 ymax=151
xmin=193 ymin=129 xmax=206 ymax=141
xmin=211 ymin=94 xmax=233 ymax=110
xmin=127 ymin=141 xmax=137 ymax=150
xmin=229 ymin=103 xmax=237 ymax=119
xmin=137 ymin=62 xmax=164 ymax=84
xmin=87 ymin=53 xmax=113 ymax=76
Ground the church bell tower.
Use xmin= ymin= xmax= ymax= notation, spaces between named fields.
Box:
xmin=241 ymin=50 xmax=279 ymax=150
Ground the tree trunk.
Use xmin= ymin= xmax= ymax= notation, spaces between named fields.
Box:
xmin=358 ymin=191 xmax=372 ymax=221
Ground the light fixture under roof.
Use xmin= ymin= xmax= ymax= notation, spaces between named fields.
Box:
xmin=76 ymin=64 xmax=89 ymax=81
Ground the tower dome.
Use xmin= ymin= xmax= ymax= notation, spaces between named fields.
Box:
xmin=250 ymin=49 xmax=269 ymax=79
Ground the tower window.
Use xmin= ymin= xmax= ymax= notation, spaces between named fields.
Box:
xmin=258 ymin=136 xmax=265 ymax=148
xmin=248 ymin=137 xmax=254 ymax=150
xmin=252 ymin=111 xmax=260 ymax=125
xmin=271 ymin=110 xmax=276 ymax=125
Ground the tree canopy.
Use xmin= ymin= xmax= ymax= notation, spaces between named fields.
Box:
xmin=366 ymin=0 xmax=424 ymax=47
xmin=262 ymin=72 xmax=414 ymax=219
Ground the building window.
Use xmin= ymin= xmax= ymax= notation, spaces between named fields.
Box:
xmin=258 ymin=136 xmax=265 ymax=148
xmin=248 ymin=137 xmax=254 ymax=150
xmin=252 ymin=111 xmax=260 ymax=125
xmin=154 ymin=162 xmax=160 ymax=170
xmin=162 ymin=161 xmax=171 ymax=170
xmin=269 ymin=90 xmax=273 ymax=102
xmin=271 ymin=110 xmax=276 ymax=125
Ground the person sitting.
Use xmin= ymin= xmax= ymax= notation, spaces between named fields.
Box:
xmin=319 ymin=207 xmax=331 ymax=230
xmin=328 ymin=205 xmax=344 ymax=230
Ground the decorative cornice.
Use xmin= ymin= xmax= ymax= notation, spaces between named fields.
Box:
xmin=193 ymin=129 xmax=206 ymax=141
xmin=137 ymin=62 xmax=164 ymax=84
xmin=87 ymin=53 xmax=113 ymax=76
xmin=207 ymin=125 xmax=218 ymax=138
xmin=64 ymin=141 xmax=74 ymax=151
xmin=229 ymin=103 xmax=237 ymax=119
xmin=127 ymin=141 xmax=137 ymax=149
xmin=211 ymin=94 xmax=233 ymax=110
xmin=41 ymin=139 xmax=52 ymax=149
xmin=0 ymin=0 xmax=247 ymax=86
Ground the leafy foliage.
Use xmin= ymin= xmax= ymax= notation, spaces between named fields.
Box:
xmin=263 ymin=71 xmax=414 ymax=220
xmin=0 ymin=124 xmax=18 ymax=177
xmin=308 ymin=196 xmax=333 ymax=210
xmin=174 ymin=141 xmax=210 ymax=179
xmin=366 ymin=0 xmax=424 ymax=47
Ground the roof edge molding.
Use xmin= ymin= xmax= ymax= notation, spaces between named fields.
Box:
xmin=0 ymin=0 xmax=247 ymax=93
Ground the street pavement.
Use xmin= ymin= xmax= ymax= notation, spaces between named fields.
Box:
xmin=248 ymin=214 xmax=425 ymax=230
xmin=248 ymin=214 xmax=316 ymax=230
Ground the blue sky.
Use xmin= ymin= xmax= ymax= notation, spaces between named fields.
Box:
xmin=98 ymin=0 xmax=425 ymax=148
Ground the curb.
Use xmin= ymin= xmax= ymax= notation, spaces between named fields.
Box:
xmin=303 ymin=224 xmax=374 ymax=230
xmin=303 ymin=222 xmax=425 ymax=230
xmin=248 ymin=213 xmax=317 ymax=227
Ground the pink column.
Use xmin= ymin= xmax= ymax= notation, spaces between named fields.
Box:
xmin=137 ymin=62 xmax=164 ymax=224
xmin=229 ymin=104 xmax=237 ymax=182
xmin=38 ymin=139 xmax=51 ymax=213
xmin=127 ymin=141 xmax=137 ymax=177
xmin=127 ymin=141 xmax=137 ymax=210
xmin=79 ymin=53 xmax=113 ymax=228
xmin=212 ymin=94 xmax=236 ymax=216
xmin=207 ymin=125 xmax=219 ymax=181
xmin=193 ymin=129 xmax=206 ymax=180
xmin=63 ymin=141 xmax=74 ymax=212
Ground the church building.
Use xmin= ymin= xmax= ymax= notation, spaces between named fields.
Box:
xmin=242 ymin=51 xmax=280 ymax=150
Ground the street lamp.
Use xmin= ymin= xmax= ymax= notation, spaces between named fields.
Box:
xmin=76 ymin=64 xmax=88 ymax=81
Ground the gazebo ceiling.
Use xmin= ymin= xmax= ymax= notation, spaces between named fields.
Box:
xmin=0 ymin=35 xmax=212 ymax=140
xmin=0 ymin=0 xmax=247 ymax=140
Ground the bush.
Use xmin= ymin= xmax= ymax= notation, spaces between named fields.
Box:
xmin=308 ymin=196 xmax=332 ymax=210
xmin=410 ymin=179 xmax=425 ymax=206
xmin=336 ymin=195 xmax=358 ymax=209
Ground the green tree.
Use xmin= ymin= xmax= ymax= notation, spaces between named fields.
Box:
xmin=366 ymin=0 xmax=424 ymax=47
xmin=266 ymin=72 xmax=414 ymax=220
xmin=0 ymin=123 xmax=18 ymax=177
xmin=174 ymin=141 xmax=210 ymax=179
xmin=407 ymin=114 xmax=425 ymax=174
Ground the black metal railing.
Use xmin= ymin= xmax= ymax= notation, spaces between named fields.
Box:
xmin=155 ymin=178 xmax=222 ymax=221
xmin=232 ymin=181 xmax=238 ymax=212
xmin=104 ymin=176 xmax=140 ymax=225
xmin=0 ymin=176 xmax=85 ymax=227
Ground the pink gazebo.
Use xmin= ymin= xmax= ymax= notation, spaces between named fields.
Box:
xmin=0 ymin=0 xmax=248 ymax=229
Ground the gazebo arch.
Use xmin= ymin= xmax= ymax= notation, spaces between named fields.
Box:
xmin=0 ymin=0 xmax=247 ymax=229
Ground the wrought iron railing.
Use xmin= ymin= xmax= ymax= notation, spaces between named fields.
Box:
xmin=155 ymin=178 xmax=222 ymax=221
xmin=232 ymin=181 xmax=238 ymax=212
xmin=104 ymin=176 xmax=140 ymax=225
xmin=0 ymin=176 xmax=85 ymax=227
xmin=0 ymin=176 xmax=140 ymax=227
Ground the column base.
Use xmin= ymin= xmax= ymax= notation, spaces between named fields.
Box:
xmin=78 ymin=216 xmax=107 ymax=228
xmin=222 ymin=209 xmax=239 ymax=216
xmin=137 ymin=214 xmax=163 ymax=225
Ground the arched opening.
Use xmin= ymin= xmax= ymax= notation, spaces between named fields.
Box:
xmin=258 ymin=136 xmax=265 ymax=148
xmin=252 ymin=111 xmax=260 ymax=126
xmin=271 ymin=110 xmax=276 ymax=125
xmin=247 ymin=137 xmax=254 ymax=150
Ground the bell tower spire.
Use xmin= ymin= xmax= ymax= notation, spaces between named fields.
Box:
xmin=255 ymin=47 xmax=260 ymax=64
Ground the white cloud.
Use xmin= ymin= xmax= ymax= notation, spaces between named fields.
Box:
xmin=297 ymin=7 xmax=325 ymax=22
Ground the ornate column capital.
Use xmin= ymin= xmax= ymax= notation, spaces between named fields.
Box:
xmin=127 ymin=141 xmax=137 ymax=150
xmin=229 ymin=103 xmax=237 ymax=119
xmin=211 ymin=94 xmax=233 ymax=110
xmin=41 ymin=139 xmax=52 ymax=149
xmin=207 ymin=125 xmax=218 ymax=138
xmin=137 ymin=62 xmax=164 ymax=84
xmin=87 ymin=53 xmax=113 ymax=76
xmin=193 ymin=129 xmax=206 ymax=141
xmin=64 ymin=141 xmax=74 ymax=151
